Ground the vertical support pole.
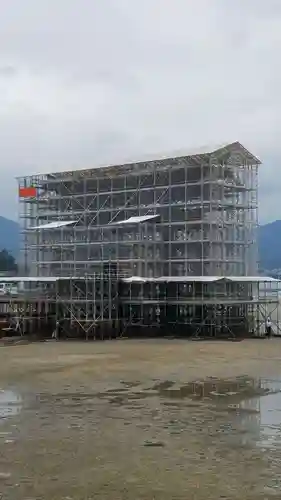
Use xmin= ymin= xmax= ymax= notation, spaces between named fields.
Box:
xmin=55 ymin=279 xmax=58 ymax=338
xmin=200 ymin=160 xmax=204 ymax=276
xmin=208 ymin=158 xmax=213 ymax=276
xmin=168 ymin=166 xmax=172 ymax=277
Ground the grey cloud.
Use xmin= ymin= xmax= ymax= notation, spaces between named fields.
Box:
xmin=0 ymin=0 xmax=279 ymax=223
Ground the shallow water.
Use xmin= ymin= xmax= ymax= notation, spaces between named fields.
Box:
xmin=239 ymin=378 xmax=281 ymax=450
xmin=0 ymin=390 xmax=22 ymax=419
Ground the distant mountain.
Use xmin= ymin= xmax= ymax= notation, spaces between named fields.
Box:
xmin=0 ymin=216 xmax=20 ymax=257
xmin=258 ymin=220 xmax=281 ymax=274
xmin=0 ymin=215 xmax=279 ymax=273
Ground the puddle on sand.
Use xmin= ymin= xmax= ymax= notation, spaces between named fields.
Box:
xmin=153 ymin=376 xmax=265 ymax=401
xmin=126 ymin=376 xmax=281 ymax=452
xmin=49 ymin=376 xmax=276 ymax=410
xmin=37 ymin=376 xmax=281 ymax=453
xmin=0 ymin=390 xmax=22 ymax=419
xmin=91 ymin=377 xmax=263 ymax=406
xmin=155 ymin=376 xmax=281 ymax=453
xmin=236 ymin=378 xmax=281 ymax=450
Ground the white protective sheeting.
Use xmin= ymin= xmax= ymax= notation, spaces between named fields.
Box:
xmin=223 ymin=276 xmax=279 ymax=283
xmin=0 ymin=276 xmax=276 ymax=285
xmin=160 ymin=276 xmax=222 ymax=283
xmin=122 ymin=276 xmax=147 ymax=283
xmin=0 ymin=276 xmax=95 ymax=283
xmin=114 ymin=214 xmax=159 ymax=225
xmin=122 ymin=276 xmax=279 ymax=284
xmin=122 ymin=276 xmax=221 ymax=284
xmin=31 ymin=220 xmax=77 ymax=230
xmin=0 ymin=277 xmax=59 ymax=283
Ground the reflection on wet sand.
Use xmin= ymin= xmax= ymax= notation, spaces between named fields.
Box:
xmin=95 ymin=376 xmax=281 ymax=460
xmin=239 ymin=378 xmax=281 ymax=448
xmin=0 ymin=390 xmax=22 ymax=419
xmin=37 ymin=375 xmax=281 ymax=451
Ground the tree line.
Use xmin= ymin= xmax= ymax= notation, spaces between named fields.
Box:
xmin=0 ymin=249 xmax=17 ymax=273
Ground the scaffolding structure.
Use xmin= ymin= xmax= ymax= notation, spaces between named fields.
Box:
xmin=0 ymin=276 xmax=120 ymax=339
xmin=119 ymin=276 xmax=281 ymax=338
xmin=14 ymin=141 xmax=276 ymax=338
xmin=0 ymin=278 xmax=56 ymax=337
xmin=0 ymin=276 xmax=279 ymax=339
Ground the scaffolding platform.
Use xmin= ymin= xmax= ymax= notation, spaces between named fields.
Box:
xmin=0 ymin=275 xmax=278 ymax=340
xmin=0 ymin=276 xmax=120 ymax=339
xmin=119 ymin=276 xmax=281 ymax=339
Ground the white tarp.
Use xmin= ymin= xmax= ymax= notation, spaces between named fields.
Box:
xmin=122 ymin=276 xmax=278 ymax=284
xmin=223 ymin=276 xmax=279 ymax=283
xmin=31 ymin=220 xmax=77 ymax=230
xmin=122 ymin=276 xmax=147 ymax=283
xmin=114 ymin=214 xmax=159 ymax=225
xmin=0 ymin=277 xmax=59 ymax=282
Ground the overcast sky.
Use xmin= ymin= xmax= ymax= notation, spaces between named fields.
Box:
xmin=0 ymin=0 xmax=280 ymax=223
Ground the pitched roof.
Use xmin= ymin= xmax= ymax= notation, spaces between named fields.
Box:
xmin=18 ymin=141 xmax=261 ymax=180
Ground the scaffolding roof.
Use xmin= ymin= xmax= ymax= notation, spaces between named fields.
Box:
xmin=122 ymin=276 xmax=278 ymax=284
xmin=18 ymin=141 xmax=261 ymax=180
xmin=0 ymin=277 xmax=59 ymax=283
xmin=0 ymin=277 xmax=93 ymax=283
xmin=0 ymin=276 xmax=277 ymax=285
xmin=0 ymin=276 xmax=120 ymax=283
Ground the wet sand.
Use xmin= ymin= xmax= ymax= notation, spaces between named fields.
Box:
xmin=0 ymin=339 xmax=281 ymax=499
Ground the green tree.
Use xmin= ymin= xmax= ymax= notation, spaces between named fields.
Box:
xmin=0 ymin=249 xmax=17 ymax=272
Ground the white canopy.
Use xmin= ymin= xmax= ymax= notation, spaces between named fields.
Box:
xmin=31 ymin=220 xmax=77 ymax=230
xmin=114 ymin=214 xmax=159 ymax=225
